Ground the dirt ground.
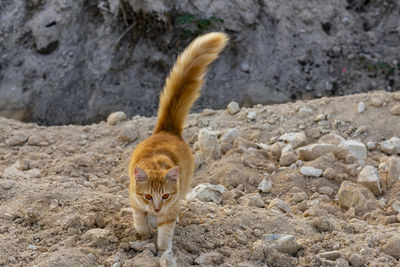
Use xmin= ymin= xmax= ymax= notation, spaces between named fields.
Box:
xmin=1 ymin=91 xmax=400 ymax=266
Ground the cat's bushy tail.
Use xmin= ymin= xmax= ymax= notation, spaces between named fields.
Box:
xmin=154 ymin=32 xmax=228 ymax=136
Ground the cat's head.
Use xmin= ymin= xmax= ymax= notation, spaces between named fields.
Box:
xmin=133 ymin=166 xmax=179 ymax=214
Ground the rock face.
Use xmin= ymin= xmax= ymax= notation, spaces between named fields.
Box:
xmin=1 ymin=1 xmax=400 ymax=125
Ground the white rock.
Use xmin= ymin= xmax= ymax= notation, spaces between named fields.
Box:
xmin=380 ymin=137 xmax=400 ymax=154
xmin=227 ymin=101 xmax=240 ymax=114
xmin=198 ymin=129 xmax=220 ymax=162
xmin=220 ymin=128 xmax=240 ymax=144
xmin=107 ymin=111 xmax=127 ymax=125
xmin=338 ymin=181 xmax=378 ymax=214
xmin=357 ymin=101 xmax=366 ymax=113
xmin=264 ymin=234 xmax=300 ymax=255
xmin=279 ymin=132 xmax=307 ymax=148
xmin=297 ymin=143 xmax=337 ymax=161
xmin=300 ymin=166 xmax=322 ymax=177
xmin=338 ymin=140 xmax=367 ymax=160
xmin=186 ymin=183 xmax=226 ymax=204
xmin=258 ymin=179 xmax=272 ymax=193
xmin=319 ymin=133 xmax=345 ymax=145
xmin=247 ymin=111 xmax=257 ymax=120
xmin=280 ymin=145 xmax=297 ymax=166
xmin=357 ymin=165 xmax=382 ymax=196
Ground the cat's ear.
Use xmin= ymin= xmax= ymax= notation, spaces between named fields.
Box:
xmin=164 ymin=166 xmax=179 ymax=182
xmin=134 ymin=166 xmax=148 ymax=182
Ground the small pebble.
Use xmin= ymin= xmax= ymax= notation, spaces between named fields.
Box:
xmin=300 ymin=166 xmax=322 ymax=177
xmin=349 ymin=254 xmax=363 ymax=267
xmin=247 ymin=111 xmax=257 ymax=120
xmin=389 ymin=105 xmax=400 ymax=115
xmin=366 ymin=141 xmax=376 ymax=150
xmin=227 ymin=102 xmax=240 ymax=115
xmin=370 ymin=97 xmax=383 ymax=107
xmin=357 ymin=101 xmax=366 ymax=113
xmin=314 ymin=114 xmax=326 ymax=122
xmin=258 ymin=179 xmax=272 ymax=193
xmin=107 ymin=111 xmax=127 ymax=125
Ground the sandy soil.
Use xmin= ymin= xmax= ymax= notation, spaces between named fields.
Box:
xmin=0 ymin=91 xmax=400 ymax=266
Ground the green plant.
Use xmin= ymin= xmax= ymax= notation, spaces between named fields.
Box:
xmin=176 ymin=13 xmax=224 ymax=38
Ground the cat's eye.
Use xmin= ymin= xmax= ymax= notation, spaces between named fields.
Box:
xmin=144 ymin=194 xmax=153 ymax=200
xmin=162 ymin=194 xmax=169 ymax=200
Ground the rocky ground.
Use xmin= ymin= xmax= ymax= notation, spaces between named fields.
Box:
xmin=1 ymin=90 xmax=400 ymax=266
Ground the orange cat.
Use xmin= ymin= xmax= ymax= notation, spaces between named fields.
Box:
xmin=128 ymin=32 xmax=228 ymax=251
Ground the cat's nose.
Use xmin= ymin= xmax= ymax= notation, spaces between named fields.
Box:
xmin=154 ymin=208 xmax=161 ymax=212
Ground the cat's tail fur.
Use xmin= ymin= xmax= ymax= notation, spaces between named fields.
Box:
xmin=154 ymin=32 xmax=229 ymax=136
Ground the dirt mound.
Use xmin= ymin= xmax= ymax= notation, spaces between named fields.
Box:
xmin=0 ymin=91 xmax=400 ymax=266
